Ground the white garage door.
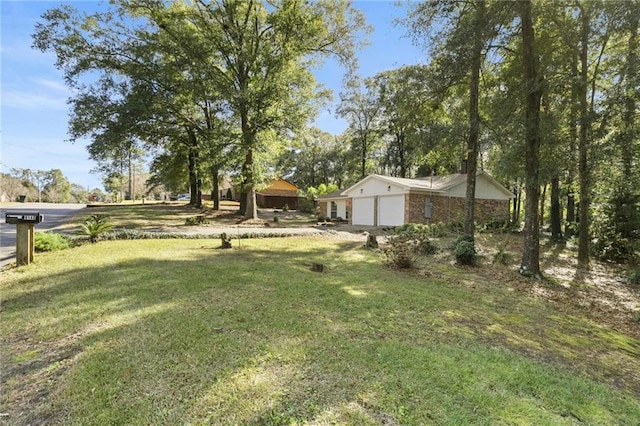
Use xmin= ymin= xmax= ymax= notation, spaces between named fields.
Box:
xmin=378 ymin=195 xmax=405 ymax=226
xmin=352 ymin=197 xmax=375 ymax=225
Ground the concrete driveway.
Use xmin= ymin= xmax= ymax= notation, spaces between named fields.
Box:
xmin=0 ymin=203 xmax=86 ymax=269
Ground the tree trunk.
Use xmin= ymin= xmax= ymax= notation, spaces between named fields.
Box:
xmin=550 ymin=175 xmax=562 ymax=241
xmin=211 ymin=167 xmax=220 ymax=211
xmin=186 ymin=127 xmax=200 ymax=207
xmin=188 ymin=148 xmax=198 ymax=206
xmin=243 ymin=148 xmax=258 ymax=219
xmin=128 ymin=149 xmax=133 ymax=201
xmin=519 ymin=0 xmax=543 ymax=279
xmin=512 ymin=182 xmax=521 ymax=225
xmin=464 ymin=0 xmax=485 ymax=238
xmin=239 ymin=100 xmax=258 ymax=219
xmin=577 ymin=7 xmax=590 ymax=266
xmin=119 ymin=159 xmax=125 ymax=202
xmin=360 ymin=135 xmax=367 ymax=180
xmin=539 ymin=183 xmax=547 ymax=228
xmin=565 ymin=48 xmax=579 ymax=238
xmin=239 ymin=190 xmax=247 ymax=216
xmin=516 ymin=188 xmax=522 ymax=224
xmin=398 ymin=132 xmax=407 ymax=178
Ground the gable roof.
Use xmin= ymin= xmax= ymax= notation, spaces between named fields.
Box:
xmin=317 ymin=189 xmax=347 ymax=200
xmin=342 ymin=171 xmax=515 ymax=198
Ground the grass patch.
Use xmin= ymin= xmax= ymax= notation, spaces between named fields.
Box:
xmin=1 ymin=238 xmax=639 ymax=425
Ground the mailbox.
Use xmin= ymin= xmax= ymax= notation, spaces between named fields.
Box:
xmin=5 ymin=212 xmax=44 ymax=225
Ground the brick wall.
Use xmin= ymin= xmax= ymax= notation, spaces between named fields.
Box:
xmin=405 ymin=193 xmax=509 ymax=225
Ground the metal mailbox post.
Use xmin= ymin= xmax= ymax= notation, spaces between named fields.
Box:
xmin=5 ymin=212 xmax=44 ymax=266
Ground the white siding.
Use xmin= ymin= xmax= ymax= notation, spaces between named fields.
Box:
xmin=344 ymin=178 xmax=404 ymax=197
xmin=447 ymin=175 xmax=511 ymax=199
xmin=378 ymin=195 xmax=405 ymax=226
xmin=336 ymin=200 xmax=347 ymax=219
xmin=352 ymin=197 xmax=375 ymax=225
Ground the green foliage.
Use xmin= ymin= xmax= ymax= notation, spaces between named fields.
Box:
xmin=34 ymin=232 xmax=70 ymax=252
xmin=394 ymin=222 xmax=452 ymax=239
xmin=492 ymin=248 xmax=513 ymax=266
xmin=383 ymin=234 xmax=424 ymax=269
xmin=628 ymin=270 xmax=640 ymax=286
xmin=185 ymin=215 xmax=209 ymax=226
xmin=384 ymin=224 xmax=438 ymax=268
xmin=79 ymin=214 xmax=114 ymax=243
xmin=297 ymin=197 xmax=317 ymax=214
xmin=454 ymin=235 xmax=476 ymax=266
xmin=282 ymin=204 xmax=289 ymax=212
xmin=592 ymin=188 xmax=640 ymax=264
xmin=480 ymin=218 xmax=513 ymax=233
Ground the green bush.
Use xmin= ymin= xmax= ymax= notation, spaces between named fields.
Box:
xmin=629 ymin=270 xmax=640 ymax=286
xmin=185 ymin=215 xmax=209 ymax=226
xmin=79 ymin=214 xmax=114 ymax=243
xmin=297 ymin=198 xmax=316 ymax=214
xmin=592 ymin=187 xmax=640 ymax=264
xmin=452 ymin=234 xmax=474 ymax=249
xmin=454 ymin=235 xmax=476 ymax=266
xmin=383 ymin=234 xmax=423 ymax=269
xmin=384 ymin=225 xmax=438 ymax=268
xmin=492 ymin=248 xmax=513 ymax=266
xmin=34 ymin=232 xmax=70 ymax=252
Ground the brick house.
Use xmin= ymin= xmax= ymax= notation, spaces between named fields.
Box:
xmin=318 ymin=171 xmax=513 ymax=226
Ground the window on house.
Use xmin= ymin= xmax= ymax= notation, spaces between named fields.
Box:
xmin=330 ymin=201 xmax=338 ymax=219
xmin=424 ymin=198 xmax=433 ymax=218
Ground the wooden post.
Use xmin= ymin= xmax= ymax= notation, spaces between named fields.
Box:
xmin=16 ymin=224 xmax=35 ymax=266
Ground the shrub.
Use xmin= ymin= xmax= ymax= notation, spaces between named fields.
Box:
xmin=447 ymin=221 xmax=464 ymax=233
xmin=452 ymin=234 xmax=474 ymax=249
xmin=79 ymin=214 xmax=114 ymax=243
xmin=185 ymin=215 xmax=209 ymax=226
xmin=427 ymin=222 xmax=449 ymax=238
xmin=629 ymin=270 xmax=640 ymax=286
xmin=492 ymin=248 xmax=513 ymax=266
xmin=592 ymin=187 xmax=640 ymax=264
xmin=273 ymin=215 xmax=279 ymax=223
xmin=282 ymin=204 xmax=289 ymax=212
xmin=383 ymin=234 xmax=423 ymax=269
xmin=454 ymin=235 xmax=476 ymax=266
xmin=592 ymin=235 xmax=639 ymax=265
xmin=34 ymin=232 xmax=70 ymax=252
xmin=383 ymin=225 xmax=437 ymax=268
xmin=298 ymin=198 xmax=316 ymax=214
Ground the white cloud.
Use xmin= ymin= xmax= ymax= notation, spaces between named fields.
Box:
xmin=33 ymin=78 xmax=69 ymax=93
xmin=1 ymin=88 xmax=68 ymax=111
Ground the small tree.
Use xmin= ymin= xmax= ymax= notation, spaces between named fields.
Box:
xmin=80 ymin=214 xmax=114 ymax=243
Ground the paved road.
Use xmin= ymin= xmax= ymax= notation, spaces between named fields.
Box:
xmin=0 ymin=203 xmax=86 ymax=269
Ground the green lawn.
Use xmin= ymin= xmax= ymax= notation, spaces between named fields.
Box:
xmin=1 ymin=238 xmax=639 ymax=425
xmin=69 ymin=202 xmax=318 ymax=231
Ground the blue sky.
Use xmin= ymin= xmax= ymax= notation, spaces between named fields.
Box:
xmin=1 ymin=1 xmax=426 ymax=191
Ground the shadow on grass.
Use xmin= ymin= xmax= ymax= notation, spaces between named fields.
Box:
xmin=1 ymin=240 xmax=639 ymax=424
